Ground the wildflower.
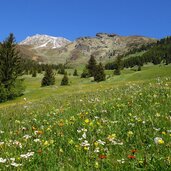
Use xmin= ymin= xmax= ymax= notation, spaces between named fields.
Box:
xmin=84 ymin=119 xmax=90 ymax=124
xmin=99 ymin=154 xmax=107 ymax=159
xmin=11 ymin=162 xmax=22 ymax=167
xmin=82 ymin=132 xmax=86 ymax=139
xmin=117 ymin=159 xmax=125 ymax=164
xmin=68 ymin=139 xmax=74 ymax=145
xmin=34 ymin=138 xmax=41 ymax=143
xmin=20 ymin=152 xmax=34 ymax=159
xmin=131 ymin=149 xmax=138 ymax=154
xmin=35 ymin=130 xmax=43 ymax=135
xmin=43 ymin=141 xmax=49 ymax=146
xmin=84 ymin=146 xmax=89 ymax=151
xmin=80 ymin=140 xmax=90 ymax=147
xmin=162 ymin=131 xmax=166 ymax=135
xmin=97 ymin=139 xmax=106 ymax=145
xmin=128 ymin=155 xmax=136 ymax=159
xmin=0 ymin=158 xmax=6 ymax=163
xmin=127 ymin=131 xmax=133 ymax=137
xmin=154 ymin=137 xmax=164 ymax=144
xmin=94 ymin=147 xmax=100 ymax=153
xmin=94 ymin=161 xmax=99 ymax=168
xmin=107 ymin=134 xmax=116 ymax=142
xmin=23 ymin=135 xmax=32 ymax=140
xmin=32 ymin=126 xmax=36 ymax=130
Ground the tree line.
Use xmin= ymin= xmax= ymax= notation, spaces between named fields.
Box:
xmin=105 ymin=36 xmax=171 ymax=70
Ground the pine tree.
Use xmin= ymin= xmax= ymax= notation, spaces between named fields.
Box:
xmin=41 ymin=66 xmax=55 ymax=86
xmin=94 ymin=63 xmax=106 ymax=82
xmin=0 ymin=33 xmax=24 ymax=101
xmin=61 ymin=73 xmax=69 ymax=86
xmin=87 ymin=55 xmax=97 ymax=77
xmin=73 ymin=69 xmax=78 ymax=76
xmin=114 ymin=56 xmax=122 ymax=75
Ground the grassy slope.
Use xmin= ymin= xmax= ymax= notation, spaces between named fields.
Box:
xmin=0 ymin=64 xmax=171 ymax=170
xmin=0 ymin=64 xmax=171 ymax=108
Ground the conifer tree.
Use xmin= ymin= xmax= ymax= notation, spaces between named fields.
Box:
xmin=0 ymin=33 xmax=24 ymax=101
xmin=94 ymin=63 xmax=106 ymax=82
xmin=114 ymin=56 xmax=122 ymax=75
xmin=61 ymin=73 xmax=69 ymax=86
xmin=41 ymin=66 xmax=55 ymax=86
xmin=73 ymin=69 xmax=78 ymax=76
xmin=87 ymin=55 xmax=97 ymax=77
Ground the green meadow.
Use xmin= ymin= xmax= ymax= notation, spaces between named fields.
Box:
xmin=0 ymin=64 xmax=171 ymax=170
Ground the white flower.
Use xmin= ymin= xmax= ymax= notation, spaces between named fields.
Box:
xmin=11 ymin=162 xmax=22 ymax=167
xmin=80 ymin=140 xmax=90 ymax=147
xmin=94 ymin=147 xmax=100 ymax=153
xmin=0 ymin=158 xmax=6 ymax=163
xmin=82 ymin=132 xmax=86 ymax=139
xmin=34 ymin=139 xmax=41 ymax=142
xmin=117 ymin=159 xmax=125 ymax=164
xmin=97 ymin=139 xmax=106 ymax=145
xmin=20 ymin=152 xmax=34 ymax=159
xmin=23 ymin=135 xmax=31 ymax=139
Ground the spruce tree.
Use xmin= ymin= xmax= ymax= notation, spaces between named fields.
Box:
xmin=61 ymin=73 xmax=69 ymax=86
xmin=114 ymin=56 xmax=122 ymax=75
xmin=0 ymin=33 xmax=24 ymax=101
xmin=73 ymin=69 xmax=78 ymax=76
xmin=94 ymin=63 xmax=106 ymax=82
xmin=41 ymin=66 xmax=55 ymax=86
xmin=87 ymin=55 xmax=97 ymax=77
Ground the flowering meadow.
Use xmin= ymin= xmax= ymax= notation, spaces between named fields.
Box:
xmin=0 ymin=77 xmax=171 ymax=170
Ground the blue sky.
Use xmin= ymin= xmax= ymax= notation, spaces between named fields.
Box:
xmin=0 ymin=0 xmax=171 ymax=42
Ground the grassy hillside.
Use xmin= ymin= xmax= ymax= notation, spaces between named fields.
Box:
xmin=0 ymin=64 xmax=171 ymax=170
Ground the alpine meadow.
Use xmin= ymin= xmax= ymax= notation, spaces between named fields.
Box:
xmin=0 ymin=0 xmax=171 ymax=170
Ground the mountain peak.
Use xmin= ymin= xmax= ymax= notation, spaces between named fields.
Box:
xmin=19 ymin=34 xmax=71 ymax=49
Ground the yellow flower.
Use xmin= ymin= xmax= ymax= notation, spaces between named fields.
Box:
xmin=84 ymin=119 xmax=90 ymax=124
xmin=94 ymin=142 xmax=99 ymax=147
xmin=84 ymin=146 xmax=89 ymax=151
xmin=127 ymin=131 xmax=133 ymax=137
xmin=158 ymin=139 xmax=164 ymax=144
xmin=44 ymin=141 xmax=49 ymax=146
xmin=162 ymin=131 xmax=166 ymax=135
xmin=94 ymin=161 xmax=99 ymax=169
xmin=68 ymin=139 xmax=74 ymax=145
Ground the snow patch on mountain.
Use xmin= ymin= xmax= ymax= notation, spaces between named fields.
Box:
xmin=19 ymin=34 xmax=71 ymax=49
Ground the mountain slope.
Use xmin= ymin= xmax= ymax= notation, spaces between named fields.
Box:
xmin=18 ymin=33 xmax=157 ymax=65
xmin=19 ymin=34 xmax=71 ymax=49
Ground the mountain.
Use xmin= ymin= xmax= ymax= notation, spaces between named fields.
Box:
xmin=19 ymin=34 xmax=71 ymax=49
xmin=18 ymin=33 xmax=157 ymax=65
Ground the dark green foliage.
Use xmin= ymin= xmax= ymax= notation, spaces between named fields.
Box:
xmin=81 ymin=67 xmax=89 ymax=78
xmin=32 ymin=70 xmax=37 ymax=77
xmin=41 ymin=66 xmax=55 ymax=87
xmin=94 ymin=63 xmax=106 ymax=82
xmin=137 ymin=65 xmax=141 ymax=71
xmin=114 ymin=56 xmax=122 ymax=75
xmin=73 ymin=69 xmax=78 ymax=76
xmin=87 ymin=55 xmax=97 ymax=77
xmin=61 ymin=73 xmax=69 ymax=86
xmin=0 ymin=33 xmax=24 ymax=102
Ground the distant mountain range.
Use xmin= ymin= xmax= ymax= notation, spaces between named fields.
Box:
xmin=18 ymin=33 xmax=157 ymax=66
